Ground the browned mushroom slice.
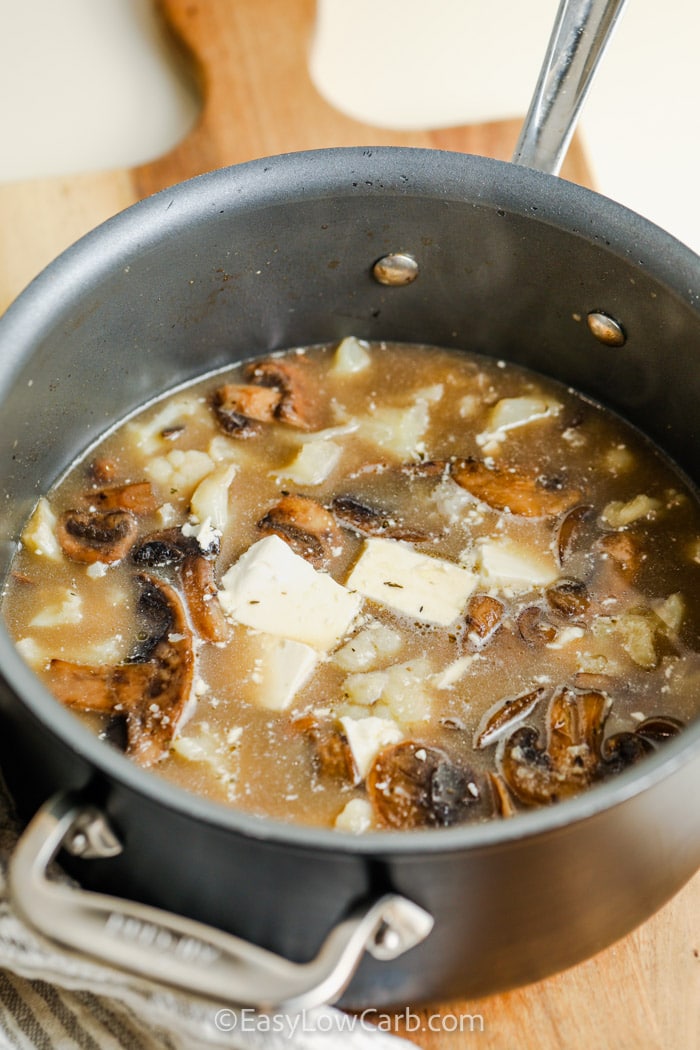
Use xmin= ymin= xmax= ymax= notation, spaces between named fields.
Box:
xmin=88 ymin=457 xmax=119 ymax=484
xmin=57 ymin=509 xmax=138 ymax=564
xmin=556 ymin=504 xmax=593 ymax=565
xmin=545 ymin=579 xmax=590 ymax=620
xmin=465 ymin=594 xmax=504 ymax=643
xmin=474 ymin=686 xmax=546 ymax=749
xmin=244 ymin=357 xmax=317 ymax=430
xmin=88 ymin=481 xmax=158 ymax=515
xmin=47 ymin=575 xmax=194 ymax=766
xmin=517 ymin=605 xmax=557 ymax=646
xmin=257 ymin=494 xmax=343 ymax=568
xmin=331 ymin=496 xmax=429 ymax=542
xmin=132 ymin=528 xmax=227 ymax=642
xmin=596 ymin=531 xmax=645 ymax=579
xmin=500 ymin=687 xmax=610 ymax=805
xmin=132 ymin=526 xmax=220 ymax=565
xmin=367 ymin=741 xmax=478 ymax=829
xmin=180 ymin=554 xmax=231 ymax=643
xmin=572 ymin=671 xmax=616 ymax=692
xmin=488 ymin=772 xmax=517 ymax=818
xmin=450 ymin=458 xmax=580 ymax=517
xmin=293 ymin=715 xmax=359 ymax=785
xmin=548 ymin=687 xmax=608 ymax=774
xmin=634 ymin=715 xmax=684 ymax=745
xmin=211 ymin=383 xmax=282 ymax=438
xmin=601 ymin=731 xmax=654 ymax=774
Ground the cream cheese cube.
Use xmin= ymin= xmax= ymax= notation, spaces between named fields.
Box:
xmin=339 ymin=715 xmax=404 ymax=778
xmin=475 ymin=538 xmax=558 ymax=594
xmin=245 ymin=631 xmax=318 ymax=710
xmin=345 ymin=537 xmax=477 ymax=625
xmin=219 ymin=535 xmax=361 ymax=651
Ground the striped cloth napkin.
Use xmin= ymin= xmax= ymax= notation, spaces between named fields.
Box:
xmin=0 ymin=777 xmax=413 ymax=1050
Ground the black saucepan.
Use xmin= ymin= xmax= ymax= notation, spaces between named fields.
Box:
xmin=0 ymin=3 xmax=699 ymax=1016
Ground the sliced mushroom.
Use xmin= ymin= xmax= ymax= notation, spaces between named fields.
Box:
xmin=597 ymin=530 xmax=645 ymax=579
xmin=133 ymin=526 xmax=220 ymax=564
xmin=488 ymin=772 xmax=518 ymax=818
xmin=548 ymin=687 xmax=608 ymax=773
xmin=180 ymin=554 xmax=231 ymax=643
xmin=465 ymin=594 xmax=504 ymax=643
xmin=474 ymin=686 xmax=546 ymax=749
xmin=244 ymin=357 xmax=317 ymax=430
xmin=88 ymin=481 xmax=158 ymax=515
xmin=450 ymin=458 xmax=580 ymax=517
xmin=293 ymin=715 xmax=358 ymax=785
xmin=499 ymin=687 xmax=609 ymax=805
xmin=634 ymin=715 xmax=684 ymax=745
xmin=57 ymin=508 xmax=138 ymax=564
xmin=601 ymin=731 xmax=654 ymax=774
xmin=257 ymin=494 xmax=343 ymax=568
xmin=545 ymin=579 xmax=590 ymax=620
xmin=88 ymin=457 xmax=119 ymax=484
xmin=367 ymin=741 xmax=478 ymax=829
xmin=132 ymin=528 xmax=227 ymax=642
xmin=572 ymin=671 xmax=617 ymax=692
xmin=132 ymin=528 xmax=196 ymax=567
xmin=47 ymin=574 xmax=194 ymax=766
xmin=211 ymin=383 xmax=282 ymax=438
xmin=556 ymin=504 xmax=593 ymax=565
xmin=517 ymin=605 xmax=557 ymax=646
xmin=331 ymin=495 xmax=429 ymax=542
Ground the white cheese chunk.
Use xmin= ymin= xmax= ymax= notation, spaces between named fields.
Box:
xmin=334 ymin=798 xmax=374 ymax=833
xmin=331 ymin=336 xmax=371 ymax=375
xmin=359 ymin=402 xmax=430 ymax=460
xmin=270 ymin=439 xmax=342 ymax=485
xmin=14 ymin=637 xmax=45 ymax=668
xmin=475 ymin=538 xmax=558 ymax=594
xmin=600 ymin=494 xmax=662 ymax=528
xmin=127 ymin=395 xmax=207 ymax=455
xmin=30 ymin=589 xmax=82 ymax=628
xmin=219 ymin=535 xmax=361 ymax=651
xmin=339 ymin=715 xmax=403 ymax=778
xmin=434 ymin=653 xmax=480 ymax=689
xmin=345 ymin=537 xmax=477 ymax=626
xmin=145 ymin=448 xmax=215 ymax=500
xmin=333 ymin=623 xmax=402 ymax=671
xmin=20 ymin=498 xmax=62 ymax=561
xmin=189 ymin=463 xmax=238 ymax=530
xmin=546 ymin=625 xmax=585 ymax=650
xmin=244 ymin=631 xmax=318 ymax=711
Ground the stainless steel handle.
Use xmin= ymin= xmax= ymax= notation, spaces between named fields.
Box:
xmin=512 ymin=0 xmax=628 ymax=175
xmin=8 ymin=793 xmax=433 ymax=1012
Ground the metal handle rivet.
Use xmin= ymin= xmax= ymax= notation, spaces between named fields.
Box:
xmin=372 ymin=253 xmax=419 ymax=286
xmin=587 ymin=311 xmax=626 ymax=347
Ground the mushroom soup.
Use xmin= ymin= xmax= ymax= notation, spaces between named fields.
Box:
xmin=3 ymin=339 xmax=700 ymax=831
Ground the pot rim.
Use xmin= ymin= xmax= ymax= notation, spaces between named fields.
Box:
xmin=2 ymin=146 xmax=700 ymax=857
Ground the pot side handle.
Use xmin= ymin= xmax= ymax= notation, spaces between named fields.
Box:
xmin=8 ymin=793 xmax=433 ymax=1012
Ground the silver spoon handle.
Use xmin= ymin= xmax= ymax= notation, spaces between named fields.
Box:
xmin=512 ymin=0 xmax=628 ymax=175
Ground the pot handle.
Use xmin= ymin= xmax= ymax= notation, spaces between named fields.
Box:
xmin=8 ymin=792 xmax=433 ymax=1012
xmin=512 ymin=0 xmax=628 ymax=175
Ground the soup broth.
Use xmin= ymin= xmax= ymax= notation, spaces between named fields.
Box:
xmin=4 ymin=340 xmax=700 ymax=831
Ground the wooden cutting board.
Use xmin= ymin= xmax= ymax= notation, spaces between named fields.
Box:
xmin=0 ymin=2 xmax=698 ymax=1046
